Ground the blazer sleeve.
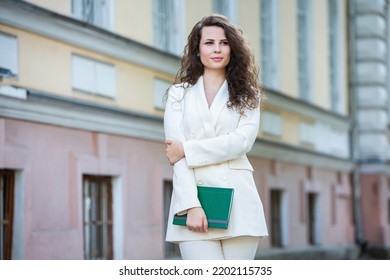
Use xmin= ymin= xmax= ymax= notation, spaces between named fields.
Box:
xmin=164 ymin=86 xmax=201 ymax=214
xmin=182 ymin=106 xmax=260 ymax=168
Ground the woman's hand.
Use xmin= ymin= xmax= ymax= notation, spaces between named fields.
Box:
xmin=165 ymin=140 xmax=185 ymax=165
xmin=186 ymin=207 xmax=208 ymax=232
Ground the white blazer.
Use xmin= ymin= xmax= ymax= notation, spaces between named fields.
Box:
xmin=164 ymin=76 xmax=268 ymax=242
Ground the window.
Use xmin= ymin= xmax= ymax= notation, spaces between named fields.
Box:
xmin=299 ymin=121 xmax=315 ymax=146
xmin=72 ymin=55 xmax=116 ymax=98
xmin=0 ymin=170 xmax=15 ymax=260
xmin=163 ymin=180 xmax=180 ymax=258
xmin=307 ymin=192 xmax=319 ymax=245
xmin=328 ymin=0 xmax=343 ymax=113
xmin=153 ymin=0 xmax=185 ymax=56
xmin=270 ymin=189 xmax=288 ymax=247
xmin=311 ymin=123 xmax=349 ymax=158
xmin=212 ymin=0 xmax=238 ymax=23
xmin=260 ymin=0 xmax=279 ymax=90
xmin=270 ymin=189 xmax=283 ymax=247
xmin=388 ymin=199 xmax=390 ymax=225
xmin=297 ymin=0 xmax=312 ymax=102
xmin=72 ymin=0 xmax=113 ymax=30
xmin=262 ymin=111 xmax=282 ymax=137
xmin=83 ymin=175 xmax=113 ymax=260
xmin=329 ymin=128 xmax=348 ymax=155
xmin=0 ymin=32 xmax=18 ymax=78
xmin=387 ymin=3 xmax=390 ymax=124
xmin=154 ymin=78 xmax=170 ymax=110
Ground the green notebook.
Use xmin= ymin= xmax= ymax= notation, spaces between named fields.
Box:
xmin=173 ymin=186 xmax=234 ymax=229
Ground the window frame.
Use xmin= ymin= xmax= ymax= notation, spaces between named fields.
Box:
xmin=163 ymin=180 xmax=180 ymax=258
xmin=153 ymin=78 xmax=170 ymax=110
xmin=72 ymin=0 xmax=114 ymax=30
xmin=0 ymin=169 xmax=15 ymax=260
xmin=83 ymin=175 xmax=114 ymax=260
xmin=262 ymin=111 xmax=282 ymax=137
xmin=299 ymin=121 xmax=315 ymax=146
xmin=270 ymin=189 xmax=282 ymax=247
xmin=212 ymin=0 xmax=238 ymax=23
xmin=153 ymin=0 xmax=185 ymax=56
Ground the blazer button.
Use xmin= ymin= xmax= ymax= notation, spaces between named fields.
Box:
xmin=197 ymin=180 xmax=203 ymax=185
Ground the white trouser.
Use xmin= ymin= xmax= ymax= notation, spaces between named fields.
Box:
xmin=178 ymin=236 xmax=259 ymax=260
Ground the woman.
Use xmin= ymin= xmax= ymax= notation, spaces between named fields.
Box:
xmin=164 ymin=15 xmax=268 ymax=260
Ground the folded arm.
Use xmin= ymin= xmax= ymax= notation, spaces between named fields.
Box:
xmin=164 ymin=87 xmax=200 ymax=214
xmin=164 ymin=87 xmax=209 ymax=231
xmin=182 ymin=107 xmax=260 ymax=168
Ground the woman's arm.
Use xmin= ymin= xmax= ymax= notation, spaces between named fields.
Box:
xmin=164 ymin=87 xmax=208 ymax=232
xmin=165 ymin=139 xmax=185 ymax=166
xmin=164 ymin=87 xmax=201 ymax=213
xmin=182 ymin=106 xmax=260 ymax=168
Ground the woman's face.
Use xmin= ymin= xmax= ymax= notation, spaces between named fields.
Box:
xmin=199 ymin=26 xmax=231 ymax=73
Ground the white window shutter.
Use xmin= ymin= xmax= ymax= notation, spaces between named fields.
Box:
xmin=0 ymin=33 xmax=18 ymax=76
xmin=95 ymin=62 xmax=116 ymax=98
xmin=72 ymin=55 xmax=116 ymax=98
xmin=72 ymin=55 xmax=95 ymax=93
xmin=263 ymin=111 xmax=282 ymax=136
xmin=154 ymin=78 xmax=171 ymax=110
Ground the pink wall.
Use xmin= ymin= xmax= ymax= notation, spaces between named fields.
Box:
xmin=251 ymin=157 xmax=354 ymax=249
xmin=361 ymin=175 xmax=390 ymax=245
xmin=2 ymin=118 xmax=172 ymax=259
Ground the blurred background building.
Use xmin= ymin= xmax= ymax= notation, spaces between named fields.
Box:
xmin=0 ymin=0 xmax=389 ymax=259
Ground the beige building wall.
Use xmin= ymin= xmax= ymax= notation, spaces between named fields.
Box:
xmin=239 ymin=0 xmax=261 ymax=61
xmin=186 ymin=0 xmax=212 ymax=32
xmin=312 ymin=0 xmax=330 ymax=111
xmin=0 ymin=26 xmax=69 ymax=98
xmin=0 ymin=27 xmax=170 ymax=116
xmin=24 ymin=0 xmax=154 ymax=47
xmin=24 ymin=0 xmax=71 ymax=15
xmin=279 ymin=0 xmax=298 ymax=99
xmin=116 ymin=0 xmax=153 ymax=45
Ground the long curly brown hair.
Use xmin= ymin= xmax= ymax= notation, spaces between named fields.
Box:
xmin=173 ymin=14 xmax=264 ymax=114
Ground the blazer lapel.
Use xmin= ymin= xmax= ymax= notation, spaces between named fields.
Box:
xmin=193 ymin=76 xmax=229 ymax=137
xmin=209 ymin=80 xmax=228 ymax=127
xmin=193 ymin=76 xmax=215 ymax=137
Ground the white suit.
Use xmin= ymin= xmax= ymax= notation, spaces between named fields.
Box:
xmin=164 ymin=76 xmax=268 ymax=242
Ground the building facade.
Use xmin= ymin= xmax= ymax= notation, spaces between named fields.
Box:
xmin=349 ymin=0 xmax=390 ymax=255
xmin=0 ymin=0 xmax=388 ymax=259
